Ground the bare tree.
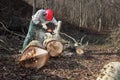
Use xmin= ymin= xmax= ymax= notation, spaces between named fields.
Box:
xmin=16 ymin=0 xmax=120 ymax=32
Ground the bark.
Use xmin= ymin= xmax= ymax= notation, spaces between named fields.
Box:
xmin=18 ymin=40 xmax=49 ymax=69
xmin=18 ymin=21 xmax=64 ymax=68
xmin=43 ymin=21 xmax=64 ymax=57
xmin=43 ymin=38 xmax=63 ymax=57
xmin=96 ymin=62 xmax=120 ymax=80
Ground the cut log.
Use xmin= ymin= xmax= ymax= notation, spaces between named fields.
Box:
xmin=23 ymin=40 xmax=42 ymax=51
xmin=96 ymin=62 xmax=120 ymax=80
xmin=43 ymin=21 xmax=64 ymax=57
xmin=75 ymin=46 xmax=84 ymax=55
xmin=19 ymin=40 xmax=49 ymax=69
xmin=43 ymin=38 xmax=63 ymax=57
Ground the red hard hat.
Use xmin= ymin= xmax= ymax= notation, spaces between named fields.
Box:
xmin=45 ymin=9 xmax=53 ymax=21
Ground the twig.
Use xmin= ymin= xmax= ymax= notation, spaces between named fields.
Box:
xmin=109 ymin=0 xmax=120 ymax=10
xmin=33 ymin=0 xmax=36 ymax=15
xmin=79 ymin=35 xmax=86 ymax=44
xmin=0 ymin=22 xmax=25 ymax=38
xmin=60 ymin=32 xmax=77 ymax=43
xmin=86 ymin=66 xmax=96 ymax=78
xmin=0 ymin=54 xmax=21 ymax=59
xmin=60 ymin=32 xmax=88 ymax=47
xmin=0 ymin=39 xmax=13 ymax=51
xmin=0 ymin=45 xmax=10 ymax=51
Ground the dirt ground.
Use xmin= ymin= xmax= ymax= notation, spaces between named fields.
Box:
xmin=0 ymin=0 xmax=120 ymax=79
xmin=0 ymin=34 xmax=120 ymax=80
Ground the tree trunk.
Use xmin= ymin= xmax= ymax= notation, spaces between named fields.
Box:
xmin=18 ymin=21 xmax=64 ymax=69
xmin=96 ymin=62 xmax=120 ymax=80
xmin=23 ymin=0 xmax=120 ymax=31
xmin=43 ymin=38 xmax=63 ymax=57
xmin=43 ymin=21 xmax=64 ymax=57
xmin=18 ymin=40 xmax=49 ymax=69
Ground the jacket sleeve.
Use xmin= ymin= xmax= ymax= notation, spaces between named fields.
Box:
xmin=22 ymin=20 xmax=34 ymax=50
xmin=32 ymin=9 xmax=45 ymax=25
xmin=51 ymin=17 xmax=58 ymax=26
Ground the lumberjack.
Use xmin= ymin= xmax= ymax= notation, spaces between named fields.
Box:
xmin=22 ymin=9 xmax=59 ymax=50
xmin=21 ymin=9 xmax=64 ymax=56
xmin=19 ymin=9 xmax=64 ymax=69
xmin=19 ymin=9 xmax=85 ymax=69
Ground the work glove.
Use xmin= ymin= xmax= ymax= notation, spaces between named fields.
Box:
xmin=53 ymin=21 xmax=62 ymax=34
xmin=53 ymin=29 xmax=57 ymax=34
xmin=41 ymin=23 xmax=47 ymax=29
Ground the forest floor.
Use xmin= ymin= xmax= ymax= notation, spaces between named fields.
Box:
xmin=0 ymin=34 xmax=120 ymax=80
xmin=0 ymin=0 xmax=120 ymax=80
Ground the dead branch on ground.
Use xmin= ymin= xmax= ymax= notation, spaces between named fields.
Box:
xmin=0 ymin=22 xmax=25 ymax=38
xmin=0 ymin=39 xmax=14 ymax=51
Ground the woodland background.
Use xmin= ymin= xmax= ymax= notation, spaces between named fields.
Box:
xmin=0 ymin=0 xmax=120 ymax=80
xmin=23 ymin=0 xmax=120 ymax=31
xmin=1 ymin=0 xmax=120 ymax=31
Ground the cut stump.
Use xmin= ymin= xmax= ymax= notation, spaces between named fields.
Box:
xmin=19 ymin=40 xmax=49 ymax=69
xmin=43 ymin=38 xmax=63 ymax=57
xmin=75 ymin=46 xmax=84 ymax=55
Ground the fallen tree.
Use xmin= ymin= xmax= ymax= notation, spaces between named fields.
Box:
xmin=18 ymin=21 xmax=64 ymax=69
xmin=96 ymin=62 xmax=120 ymax=80
xmin=19 ymin=41 xmax=49 ymax=69
xmin=18 ymin=21 xmax=86 ymax=69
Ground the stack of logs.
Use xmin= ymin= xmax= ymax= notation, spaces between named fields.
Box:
xmin=18 ymin=21 xmax=84 ymax=69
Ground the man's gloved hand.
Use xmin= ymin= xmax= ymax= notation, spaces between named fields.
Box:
xmin=42 ymin=23 xmax=47 ymax=29
xmin=53 ymin=29 xmax=57 ymax=34
xmin=53 ymin=21 xmax=61 ymax=34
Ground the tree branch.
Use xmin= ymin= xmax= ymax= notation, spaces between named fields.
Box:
xmin=0 ymin=22 xmax=25 ymax=38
